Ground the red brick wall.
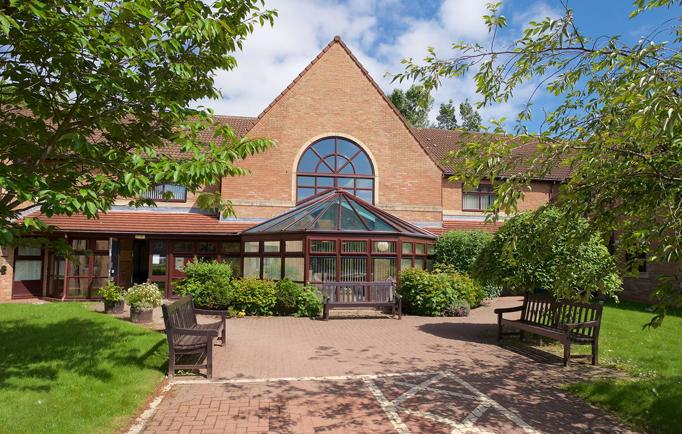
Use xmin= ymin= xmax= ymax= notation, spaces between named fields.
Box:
xmin=0 ymin=246 xmax=14 ymax=301
xmin=442 ymin=179 xmax=556 ymax=215
xmin=220 ymin=42 xmax=443 ymax=225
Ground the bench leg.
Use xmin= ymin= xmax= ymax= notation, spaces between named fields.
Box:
xmin=497 ymin=315 xmax=503 ymax=341
xmin=323 ymin=300 xmax=329 ymax=321
xmin=167 ymin=347 xmax=175 ymax=378
xmin=592 ymin=340 xmax=598 ymax=366
xmin=563 ymin=341 xmax=571 ymax=367
xmin=398 ymin=299 xmax=402 ymax=319
xmin=221 ymin=319 xmax=226 ymax=347
xmin=206 ymin=340 xmax=213 ymax=379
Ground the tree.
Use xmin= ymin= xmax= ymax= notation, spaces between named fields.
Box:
xmin=388 ymin=84 xmax=433 ymax=128
xmin=434 ymin=230 xmax=491 ymax=274
xmin=473 ymin=207 xmax=622 ymax=301
xmin=436 ymin=100 xmax=458 ymax=129
xmin=459 ymin=100 xmax=482 ymax=132
xmin=396 ymin=0 xmax=682 ymax=324
xmin=0 ymin=0 xmax=277 ymax=247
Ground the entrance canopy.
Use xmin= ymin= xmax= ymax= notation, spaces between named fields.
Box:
xmin=244 ymin=188 xmax=435 ymax=239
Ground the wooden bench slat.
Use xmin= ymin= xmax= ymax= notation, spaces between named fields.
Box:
xmin=495 ymin=293 xmax=603 ymax=367
xmin=161 ymin=295 xmax=227 ymax=379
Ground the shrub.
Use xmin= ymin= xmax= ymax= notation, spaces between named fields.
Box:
xmin=295 ymin=287 xmax=323 ymax=318
xmin=473 ymin=206 xmax=622 ymax=301
xmin=442 ymin=300 xmax=470 ymax=317
xmin=231 ymin=278 xmax=277 ymax=316
xmin=173 ymin=259 xmax=234 ymax=310
xmin=98 ymin=282 xmax=124 ymax=302
xmin=275 ymin=278 xmax=303 ymax=315
xmin=398 ymin=268 xmax=456 ymax=316
xmin=126 ymin=282 xmax=162 ymax=310
xmin=449 ymin=273 xmax=487 ymax=308
xmin=434 ymin=230 xmax=492 ymax=274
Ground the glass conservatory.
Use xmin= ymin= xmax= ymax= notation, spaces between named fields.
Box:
xmin=240 ymin=188 xmax=436 ymax=285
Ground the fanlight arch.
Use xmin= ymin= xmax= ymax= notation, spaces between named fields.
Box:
xmin=296 ymin=137 xmax=375 ymax=203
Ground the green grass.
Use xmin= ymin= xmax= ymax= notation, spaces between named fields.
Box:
xmin=564 ymin=301 xmax=682 ymax=434
xmin=0 ymin=303 xmax=167 ymax=434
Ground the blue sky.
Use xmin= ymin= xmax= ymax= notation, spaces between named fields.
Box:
xmin=197 ymin=0 xmax=680 ymax=132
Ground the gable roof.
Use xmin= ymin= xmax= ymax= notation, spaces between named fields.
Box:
xmin=239 ymin=36 xmax=443 ymax=171
xmin=414 ymin=128 xmax=571 ymax=181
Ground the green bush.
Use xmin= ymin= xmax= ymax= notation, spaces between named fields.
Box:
xmin=473 ymin=206 xmax=622 ymax=301
xmin=97 ymin=281 xmax=124 ymax=302
xmin=434 ymin=230 xmax=492 ymax=273
xmin=449 ymin=272 xmax=487 ymax=308
xmin=398 ymin=268 xmax=456 ymax=316
xmin=231 ymin=278 xmax=277 ymax=316
xmin=275 ymin=278 xmax=303 ymax=315
xmin=173 ymin=260 xmax=233 ymax=310
xmin=295 ymin=287 xmax=323 ymax=318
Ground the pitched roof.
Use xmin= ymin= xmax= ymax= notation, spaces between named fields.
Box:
xmin=413 ymin=128 xmax=571 ymax=181
xmin=244 ymin=188 xmax=436 ymax=239
xmin=241 ymin=36 xmax=443 ymax=170
xmin=21 ymin=210 xmax=253 ymax=235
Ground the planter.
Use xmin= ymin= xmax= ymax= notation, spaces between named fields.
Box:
xmin=130 ymin=307 xmax=154 ymax=323
xmin=104 ymin=300 xmax=125 ymax=314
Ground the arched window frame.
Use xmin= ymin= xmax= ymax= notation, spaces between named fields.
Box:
xmin=296 ymin=137 xmax=375 ymax=204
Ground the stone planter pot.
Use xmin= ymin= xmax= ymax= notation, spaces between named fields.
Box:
xmin=130 ymin=307 xmax=154 ymax=323
xmin=104 ymin=300 xmax=125 ymax=314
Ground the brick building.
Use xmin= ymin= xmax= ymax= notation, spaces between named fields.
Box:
xmin=4 ymin=36 xmax=650 ymax=302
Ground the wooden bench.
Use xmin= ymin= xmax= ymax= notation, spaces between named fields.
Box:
xmin=495 ymin=293 xmax=603 ymax=366
xmin=161 ymin=295 xmax=227 ymax=378
xmin=316 ymin=281 xmax=402 ymax=320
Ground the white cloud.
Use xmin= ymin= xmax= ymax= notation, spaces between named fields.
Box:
xmin=196 ymin=0 xmax=558 ymax=130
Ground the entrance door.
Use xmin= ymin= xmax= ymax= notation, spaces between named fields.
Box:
xmin=132 ymin=239 xmax=149 ymax=285
xmin=12 ymin=246 xmax=43 ymax=298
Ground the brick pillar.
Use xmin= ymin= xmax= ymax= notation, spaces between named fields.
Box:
xmin=0 ymin=245 xmax=14 ymax=301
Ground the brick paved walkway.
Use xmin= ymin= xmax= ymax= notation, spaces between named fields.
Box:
xmin=132 ymin=297 xmax=635 ymax=434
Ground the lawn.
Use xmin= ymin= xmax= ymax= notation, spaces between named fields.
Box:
xmin=564 ymin=301 xmax=682 ymax=434
xmin=0 ymin=302 xmax=167 ymax=434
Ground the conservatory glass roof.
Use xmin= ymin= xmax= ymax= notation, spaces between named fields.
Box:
xmin=244 ymin=188 xmax=435 ymax=238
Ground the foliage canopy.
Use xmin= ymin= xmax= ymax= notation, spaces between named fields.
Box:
xmin=0 ymin=0 xmax=277 ymax=246
xmin=395 ymin=0 xmax=682 ymax=324
xmin=472 ymin=206 xmax=622 ymax=301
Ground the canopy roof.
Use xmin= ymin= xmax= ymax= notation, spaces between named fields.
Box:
xmin=244 ymin=188 xmax=436 ymax=239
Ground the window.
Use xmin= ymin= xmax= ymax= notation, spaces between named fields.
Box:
xmin=263 ymin=257 xmax=281 ymax=280
xmin=263 ymin=241 xmax=280 ymax=253
xmin=244 ymin=241 xmax=259 ymax=253
xmin=372 ymin=241 xmax=396 ymax=253
xmin=142 ymin=183 xmax=187 ymax=202
xmin=462 ymin=184 xmax=496 ymax=211
xmin=373 ymin=257 xmax=396 ymax=281
xmin=243 ymin=257 xmax=261 ymax=277
xmin=309 ymin=256 xmax=336 ymax=282
xmin=285 ymin=240 xmax=303 ymax=252
xmin=296 ymin=137 xmax=374 ymax=203
xmin=284 ymin=257 xmax=305 ymax=282
xmin=311 ymin=240 xmax=336 ymax=253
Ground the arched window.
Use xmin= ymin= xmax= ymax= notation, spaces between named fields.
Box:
xmin=296 ymin=137 xmax=375 ymax=203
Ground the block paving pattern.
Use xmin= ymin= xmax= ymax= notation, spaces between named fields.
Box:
xmin=139 ymin=371 xmax=541 ymax=434
xmin=131 ymin=298 xmax=635 ymax=434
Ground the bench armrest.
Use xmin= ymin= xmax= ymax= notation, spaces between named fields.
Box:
xmin=194 ymin=308 xmax=227 ymax=318
xmin=494 ymin=305 xmax=523 ymax=315
xmin=168 ymin=327 xmax=219 ymax=337
xmin=561 ymin=320 xmax=600 ymax=331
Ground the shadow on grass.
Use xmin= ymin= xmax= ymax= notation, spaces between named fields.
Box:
xmin=567 ymin=376 xmax=682 ymax=434
xmin=0 ymin=315 xmax=167 ymax=392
